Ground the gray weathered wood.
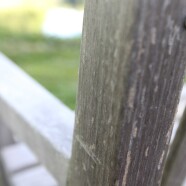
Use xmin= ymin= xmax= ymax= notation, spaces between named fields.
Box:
xmin=0 ymin=53 xmax=75 ymax=185
xmin=161 ymin=107 xmax=186 ymax=186
xmin=67 ymin=0 xmax=186 ymax=186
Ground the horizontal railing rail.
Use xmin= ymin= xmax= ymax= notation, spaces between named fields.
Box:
xmin=0 ymin=53 xmax=75 ymax=185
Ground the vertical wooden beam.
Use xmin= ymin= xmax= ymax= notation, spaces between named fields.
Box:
xmin=161 ymin=107 xmax=186 ymax=186
xmin=67 ymin=0 xmax=186 ymax=186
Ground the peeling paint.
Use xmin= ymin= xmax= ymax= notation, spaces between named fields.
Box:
xmin=122 ymin=151 xmax=131 ymax=186
xmin=115 ymin=180 xmax=119 ymax=186
xmin=132 ymin=127 xmax=138 ymax=138
xmin=151 ymin=27 xmax=157 ymax=45
xmin=83 ymin=163 xmax=87 ymax=171
xmin=128 ymin=86 xmax=136 ymax=108
xmin=168 ymin=25 xmax=180 ymax=55
xmin=166 ymin=126 xmax=172 ymax=145
xmin=91 ymin=117 xmax=95 ymax=124
xmin=158 ymin=151 xmax=165 ymax=170
xmin=145 ymin=147 xmax=149 ymax=157
xmin=155 ymin=85 xmax=158 ymax=93
xmin=110 ymin=126 xmax=114 ymax=137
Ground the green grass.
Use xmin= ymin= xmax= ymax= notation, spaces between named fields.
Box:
xmin=0 ymin=31 xmax=80 ymax=109
xmin=0 ymin=6 xmax=81 ymax=109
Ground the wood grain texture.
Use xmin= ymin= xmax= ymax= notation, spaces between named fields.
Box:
xmin=67 ymin=0 xmax=186 ymax=186
xmin=161 ymin=107 xmax=186 ymax=186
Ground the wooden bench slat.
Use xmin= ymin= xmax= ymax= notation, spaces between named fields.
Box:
xmin=0 ymin=53 xmax=75 ymax=185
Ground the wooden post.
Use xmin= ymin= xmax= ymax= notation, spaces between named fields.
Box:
xmin=67 ymin=0 xmax=186 ymax=186
xmin=161 ymin=107 xmax=186 ymax=186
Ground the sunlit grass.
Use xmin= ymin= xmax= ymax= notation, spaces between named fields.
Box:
xmin=0 ymin=7 xmax=46 ymax=33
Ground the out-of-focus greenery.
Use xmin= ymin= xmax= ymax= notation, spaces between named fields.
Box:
xmin=0 ymin=7 xmax=45 ymax=33
xmin=0 ymin=7 xmax=80 ymax=109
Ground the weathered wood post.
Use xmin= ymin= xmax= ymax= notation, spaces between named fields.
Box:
xmin=161 ymin=107 xmax=186 ymax=186
xmin=67 ymin=0 xmax=186 ymax=185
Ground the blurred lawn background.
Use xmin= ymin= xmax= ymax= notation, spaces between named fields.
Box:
xmin=0 ymin=0 xmax=83 ymax=109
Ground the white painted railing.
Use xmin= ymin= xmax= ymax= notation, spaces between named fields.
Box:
xmin=0 ymin=53 xmax=74 ymax=185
